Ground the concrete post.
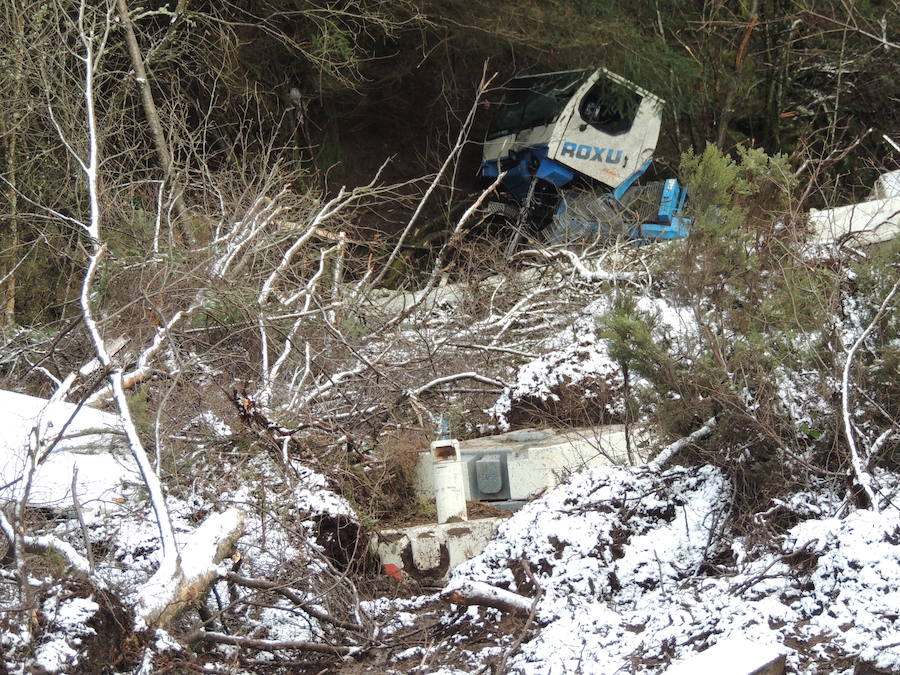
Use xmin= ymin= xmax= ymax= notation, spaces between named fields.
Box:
xmin=431 ymin=429 xmax=467 ymax=524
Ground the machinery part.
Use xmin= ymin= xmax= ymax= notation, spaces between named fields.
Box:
xmin=481 ymin=68 xmax=662 ymax=193
xmin=474 ymin=455 xmax=504 ymax=496
xmin=433 ymin=460 xmax=467 ymax=523
xmin=483 ymin=201 xmax=519 ymax=219
xmin=546 ymin=190 xmax=630 ymax=245
xmin=546 ymin=179 xmax=689 ymax=245
xmin=504 ymin=176 xmax=539 ymax=258
xmin=431 ymin=419 xmax=467 ymax=523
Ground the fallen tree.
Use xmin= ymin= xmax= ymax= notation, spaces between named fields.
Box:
xmin=441 ymin=579 xmax=535 ymax=617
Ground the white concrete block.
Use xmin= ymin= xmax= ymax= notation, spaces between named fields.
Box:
xmin=373 ymin=517 xmax=503 ymax=580
xmin=870 ymin=169 xmax=900 ymax=200
xmin=506 ymin=451 xmax=548 ymax=500
xmin=809 ymin=195 xmax=900 ymax=246
xmin=665 ymin=637 xmax=786 ymax=675
xmin=414 ymin=425 xmax=635 ymax=502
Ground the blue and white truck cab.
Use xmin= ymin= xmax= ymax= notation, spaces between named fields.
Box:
xmin=479 ymin=68 xmax=689 ymax=251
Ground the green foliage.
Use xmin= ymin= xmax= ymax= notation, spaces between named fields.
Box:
xmin=629 ymin=145 xmax=894 ymax=498
xmin=681 ymin=144 xmax=795 ymax=228
xmin=314 ymin=123 xmax=346 ymax=180
xmin=12 ymin=227 xmax=81 ymax=326
xmin=190 ymin=294 xmax=251 ymax=332
xmin=126 ymin=384 xmax=154 ymax=441
xmin=637 ymin=145 xmax=852 ymax=489
xmin=675 ymin=145 xmax=807 ymax=341
xmin=597 ymin=292 xmax=669 ymax=386
xmin=672 ymin=144 xmax=799 ymax=315
xmin=310 ymin=18 xmax=356 ymax=79
xmin=337 ymin=313 xmax=369 ymax=339
xmin=680 ymin=144 xmax=754 ymax=215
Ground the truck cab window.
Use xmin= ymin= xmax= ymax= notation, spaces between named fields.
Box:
xmin=487 ymin=71 xmax=585 ymax=140
xmin=579 ymin=78 xmax=642 ymax=135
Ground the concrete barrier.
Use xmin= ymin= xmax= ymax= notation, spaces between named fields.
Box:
xmin=373 ymin=425 xmax=636 ymax=581
xmin=665 ymin=637 xmax=786 ymax=675
xmin=372 ymin=517 xmax=504 ymax=581
xmin=414 ymin=425 xmax=634 ymax=503
xmin=808 ymin=195 xmax=900 ymax=247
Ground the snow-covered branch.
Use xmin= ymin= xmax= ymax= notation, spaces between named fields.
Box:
xmin=137 ymin=508 xmax=245 ymax=628
xmin=222 ymin=571 xmax=364 ymax=633
xmin=0 ymin=508 xmax=100 ymax=585
xmin=647 ymin=417 xmax=717 ymax=471
xmin=841 ymin=278 xmax=899 ymax=511
xmin=442 ymin=580 xmax=535 ymax=617
xmin=84 ymin=301 xmax=202 ymax=407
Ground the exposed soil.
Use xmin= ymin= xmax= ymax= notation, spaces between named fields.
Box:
xmin=378 ymin=500 xmax=513 ymax=530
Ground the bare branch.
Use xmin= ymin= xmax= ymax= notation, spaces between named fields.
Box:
xmin=841 ymin=278 xmax=899 ymax=511
xmin=647 ymin=417 xmax=718 ymax=471
xmin=223 ymin=572 xmax=363 ymax=633
xmin=187 ymin=630 xmax=356 ymax=656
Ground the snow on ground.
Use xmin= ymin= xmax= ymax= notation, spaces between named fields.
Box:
xmin=363 ymin=594 xmax=435 ymax=640
xmin=32 ymin=595 xmax=100 ymax=673
xmin=633 ymin=296 xmax=697 ymax=343
xmin=488 ymin=298 xmax=621 ymax=428
xmin=0 ymin=389 xmax=139 ymax=508
xmin=2 ymin=271 xmax=897 ymax=673
xmin=0 ymin=385 xmax=359 ymax=672
xmin=488 ymin=294 xmax=698 ymax=430
xmin=402 ymin=463 xmax=900 ymax=675
xmin=0 ymin=389 xmax=123 ymax=454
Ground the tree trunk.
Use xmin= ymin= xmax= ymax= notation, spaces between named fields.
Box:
xmin=1 ymin=138 xmax=18 ymax=327
xmin=716 ymin=3 xmax=759 ymax=150
xmin=137 ymin=509 xmax=246 ymax=628
xmin=441 ymin=580 xmax=534 ymax=616
xmin=0 ymin=5 xmax=24 ymax=326
xmin=115 ymin=0 xmax=193 ymax=245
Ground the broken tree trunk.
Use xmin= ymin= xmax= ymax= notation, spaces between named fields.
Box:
xmin=136 ymin=508 xmax=245 ymax=628
xmin=441 ymin=580 xmax=534 ymax=617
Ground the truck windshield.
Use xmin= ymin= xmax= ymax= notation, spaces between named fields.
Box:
xmin=487 ymin=71 xmax=585 ymax=140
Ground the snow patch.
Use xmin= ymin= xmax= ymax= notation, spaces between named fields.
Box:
xmin=33 ymin=595 xmax=99 ymax=674
xmin=431 ymin=462 xmax=900 ymax=674
xmin=488 ymin=298 xmax=621 ymax=428
xmin=0 ymin=389 xmax=139 ymax=508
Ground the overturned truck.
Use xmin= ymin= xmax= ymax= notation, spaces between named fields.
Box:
xmin=480 ymin=68 xmax=690 ymax=254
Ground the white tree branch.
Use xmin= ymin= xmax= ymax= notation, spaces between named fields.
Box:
xmin=408 ymin=372 xmax=507 ymax=398
xmin=647 ymin=417 xmax=717 ymax=471
xmin=442 ymin=580 xmax=534 ymax=617
xmin=841 ymin=278 xmax=899 ymax=512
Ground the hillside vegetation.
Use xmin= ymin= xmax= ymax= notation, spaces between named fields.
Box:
xmin=0 ymin=1 xmax=898 ymax=673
